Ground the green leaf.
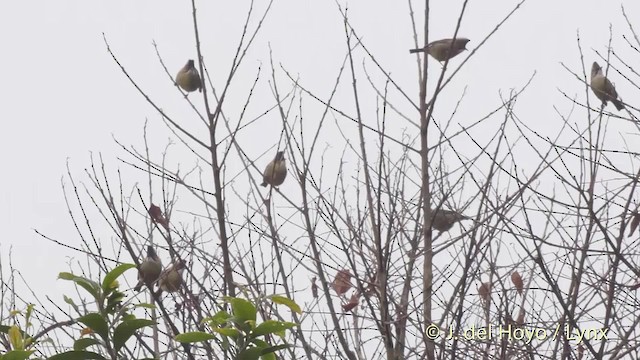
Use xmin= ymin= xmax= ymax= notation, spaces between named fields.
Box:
xmin=113 ymin=319 xmax=155 ymax=353
xmin=253 ymin=339 xmax=269 ymax=347
xmin=9 ymin=325 xmax=24 ymax=350
xmin=252 ymin=338 xmax=272 ymax=359
xmin=252 ymin=320 xmax=296 ymax=337
xmin=204 ymin=311 xmax=231 ymax=327
xmin=269 ymin=295 xmax=302 ymax=315
xmin=175 ymin=331 xmax=216 ymax=343
xmin=63 ymin=296 xmax=80 ymax=313
xmin=236 ymin=346 xmax=262 ymax=360
xmin=0 ymin=326 xmax=30 ymax=341
xmin=47 ymin=350 xmax=107 ymax=360
xmin=25 ymin=304 xmax=35 ymax=327
xmin=261 ymin=344 xmax=290 ymax=355
xmin=78 ymin=313 xmax=108 ymax=342
xmin=212 ymin=327 xmax=240 ymax=338
xmin=101 ymin=264 xmax=136 ymax=292
xmin=219 ymin=331 xmax=232 ymax=350
xmin=59 ymin=273 xmax=100 ymax=300
xmin=57 ymin=272 xmax=76 ymax=281
xmin=73 ymin=338 xmax=101 ymax=351
xmin=229 ymin=298 xmax=256 ymax=325
xmin=105 ymin=290 xmax=125 ymax=314
xmin=2 ymin=350 xmax=34 ymax=360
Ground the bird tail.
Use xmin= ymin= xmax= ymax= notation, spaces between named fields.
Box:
xmin=409 ymin=48 xmax=424 ymax=54
xmin=612 ymin=99 xmax=625 ymax=111
xmin=133 ymin=282 xmax=142 ymax=292
xmin=260 ymin=181 xmax=267 ymax=187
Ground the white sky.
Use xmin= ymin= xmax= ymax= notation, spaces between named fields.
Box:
xmin=1 ymin=0 xmax=638 ymax=313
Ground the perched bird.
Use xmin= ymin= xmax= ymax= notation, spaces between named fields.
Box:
xmin=133 ymin=245 xmax=163 ymax=292
xmin=590 ymin=62 xmax=624 ymax=111
xmin=176 ymin=60 xmax=202 ymax=93
xmin=409 ymin=38 xmax=470 ymax=62
xmin=430 ymin=208 xmax=469 ymax=232
xmin=155 ymin=259 xmax=186 ymax=297
xmin=261 ymin=151 xmax=287 ymax=187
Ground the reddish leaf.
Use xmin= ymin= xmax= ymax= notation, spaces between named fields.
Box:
xmin=629 ymin=212 xmax=640 ymax=237
xmin=148 ymin=204 xmax=170 ymax=231
xmin=478 ymin=282 xmax=491 ymax=302
xmin=342 ymin=293 xmax=359 ymax=312
xmin=311 ymin=277 xmax=318 ymax=298
xmin=516 ymin=309 xmax=525 ymax=325
xmin=577 ymin=344 xmax=584 ymax=360
xmin=332 ymin=270 xmax=352 ymax=296
xmin=511 ymin=271 xmax=524 ymax=295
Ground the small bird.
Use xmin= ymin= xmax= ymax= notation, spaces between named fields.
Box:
xmin=155 ymin=259 xmax=186 ymax=297
xmin=409 ymin=38 xmax=470 ymax=62
xmin=133 ymin=245 xmax=163 ymax=292
xmin=176 ymin=60 xmax=202 ymax=93
xmin=590 ymin=62 xmax=624 ymax=111
xmin=261 ymin=151 xmax=287 ymax=187
xmin=430 ymin=208 xmax=469 ymax=232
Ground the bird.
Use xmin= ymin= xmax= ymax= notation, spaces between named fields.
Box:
xmin=155 ymin=259 xmax=186 ymax=297
xmin=261 ymin=151 xmax=287 ymax=187
xmin=133 ymin=245 xmax=163 ymax=292
xmin=430 ymin=208 xmax=469 ymax=232
xmin=176 ymin=60 xmax=202 ymax=93
xmin=590 ymin=62 xmax=624 ymax=111
xmin=409 ymin=38 xmax=470 ymax=62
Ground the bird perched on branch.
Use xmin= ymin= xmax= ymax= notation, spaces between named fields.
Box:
xmin=133 ymin=245 xmax=163 ymax=292
xmin=176 ymin=59 xmax=202 ymax=93
xmin=261 ymin=151 xmax=287 ymax=187
xmin=590 ymin=62 xmax=624 ymax=111
xmin=431 ymin=208 xmax=470 ymax=232
xmin=409 ymin=38 xmax=470 ymax=62
xmin=155 ymin=259 xmax=186 ymax=297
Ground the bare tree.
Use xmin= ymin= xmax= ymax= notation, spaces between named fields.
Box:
xmin=0 ymin=1 xmax=635 ymax=360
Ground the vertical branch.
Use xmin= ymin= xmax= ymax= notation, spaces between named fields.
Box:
xmin=418 ymin=1 xmax=434 ymax=360
xmin=341 ymin=8 xmax=394 ymax=360
xmin=188 ymin=0 xmax=235 ymax=297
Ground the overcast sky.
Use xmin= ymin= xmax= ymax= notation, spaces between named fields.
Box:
xmin=1 ymin=0 xmax=638 ymax=304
